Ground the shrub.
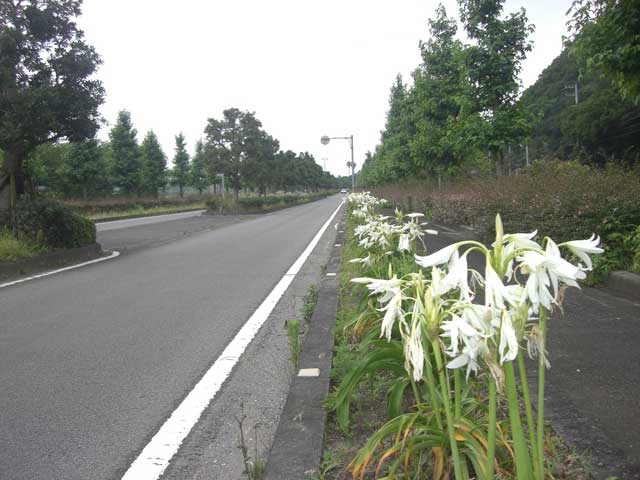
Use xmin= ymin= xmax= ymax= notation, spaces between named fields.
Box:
xmin=10 ymin=198 xmax=96 ymax=249
xmin=206 ymin=192 xmax=330 ymax=214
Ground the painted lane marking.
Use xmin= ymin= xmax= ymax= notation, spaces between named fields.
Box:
xmin=121 ymin=200 xmax=345 ymax=480
xmin=0 ymin=251 xmax=120 ymax=290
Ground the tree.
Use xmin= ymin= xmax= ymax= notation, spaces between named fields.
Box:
xmin=140 ymin=130 xmax=166 ymax=197
xmin=568 ymin=0 xmax=640 ymax=105
xmin=0 ymin=0 xmax=104 ymax=215
xmin=171 ymin=133 xmax=190 ymax=197
xmin=204 ymin=108 xmax=264 ymax=200
xmin=459 ymin=0 xmax=534 ymax=174
xmin=62 ymin=139 xmax=111 ymax=198
xmin=109 ymin=110 xmax=141 ymax=195
xmin=190 ymin=139 xmax=209 ymax=195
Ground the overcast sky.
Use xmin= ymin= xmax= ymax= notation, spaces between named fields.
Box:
xmin=78 ymin=0 xmax=571 ymax=177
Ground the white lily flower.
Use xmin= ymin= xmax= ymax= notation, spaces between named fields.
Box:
xmin=406 ymin=212 xmax=424 ymax=218
xmin=561 ymin=234 xmax=604 ymax=270
xmin=498 ymin=311 xmax=519 ymax=364
xmin=415 ymin=243 xmax=458 ymax=268
xmin=502 ymin=230 xmax=540 ymax=249
xmin=441 ymin=252 xmax=473 ymax=299
xmin=441 ymin=313 xmax=480 ymax=356
xmin=351 ymin=275 xmax=403 ymax=304
xmin=349 ymin=255 xmax=372 ymax=267
xmin=446 ymin=336 xmax=484 ymax=379
xmin=379 ymin=290 xmax=404 ymax=340
xmin=398 ymin=233 xmax=411 ymax=253
xmin=405 ymin=320 xmax=424 ymax=381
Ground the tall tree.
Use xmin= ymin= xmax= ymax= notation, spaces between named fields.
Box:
xmin=568 ymin=0 xmax=640 ymax=105
xmin=0 ymin=0 xmax=104 ymax=215
xmin=204 ymin=108 xmax=264 ymax=200
xmin=410 ymin=4 xmax=476 ymax=177
xmin=109 ymin=110 xmax=141 ymax=195
xmin=62 ymin=139 xmax=111 ymax=198
xmin=172 ymin=133 xmax=189 ymax=198
xmin=459 ymin=0 xmax=534 ymax=174
xmin=190 ymin=139 xmax=209 ymax=195
xmin=140 ymin=130 xmax=166 ymax=197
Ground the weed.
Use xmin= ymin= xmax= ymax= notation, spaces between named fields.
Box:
xmin=303 ymin=285 xmax=319 ymax=322
xmin=0 ymin=227 xmax=43 ymax=262
xmin=287 ymin=319 xmax=300 ymax=367
xmin=235 ymin=403 xmax=265 ymax=480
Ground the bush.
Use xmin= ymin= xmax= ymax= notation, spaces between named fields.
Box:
xmin=206 ymin=192 xmax=330 ymax=214
xmin=9 ymin=198 xmax=96 ymax=249
xmin=62 ymin=194 xmax=210 ymax=216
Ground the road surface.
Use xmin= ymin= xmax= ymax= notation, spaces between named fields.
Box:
xmin=0 ymin=196 xmax=343 ymax=480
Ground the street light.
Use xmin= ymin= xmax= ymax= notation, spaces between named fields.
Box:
xmin=321 ymin=134 xmax=355 ymax=190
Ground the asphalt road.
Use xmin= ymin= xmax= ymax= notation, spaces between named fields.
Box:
xmin=0 ymin=196 xmax=343 ymax=480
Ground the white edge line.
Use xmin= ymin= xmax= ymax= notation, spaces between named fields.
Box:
xmin=0 ymin=251 xmax=121 ymax=289
xmin=120 ymin=199 xmax=345 ymax=480
xmin=95 ymin=209 xmax=205 ymax=226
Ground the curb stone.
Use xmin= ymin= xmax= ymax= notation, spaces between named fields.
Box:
xmin=603 ymin=270 xmax=640 ymax=303
xmin=264 ymin=214 xmax=345 ymax=480
xmin=0 ymin=243 xmax=103 ymax=281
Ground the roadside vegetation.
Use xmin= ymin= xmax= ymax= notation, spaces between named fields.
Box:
xmin=205 ymin=192 xmax=332 ymax=215
xmin=322 ymin=192 xmax=601 ymax=479
xmin=0 ymin=228 xmax=43 ymax=263
xmin=374 ymin=161 xmax=640 ymax=280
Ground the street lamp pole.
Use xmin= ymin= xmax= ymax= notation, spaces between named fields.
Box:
xmin=321 ymin=134 xmax=355 ymax=190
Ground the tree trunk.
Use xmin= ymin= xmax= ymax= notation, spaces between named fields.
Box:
xmin=0 ymin=149 xmax=24 ymax=224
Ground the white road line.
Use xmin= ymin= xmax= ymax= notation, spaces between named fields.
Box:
xmin=0 ymin=251 xmax=121 ymax=290
xmin=120 ymin=200 xmax=345 ymax=480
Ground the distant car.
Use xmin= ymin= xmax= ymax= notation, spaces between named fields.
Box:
xmin=340 ymin=189 xmax=348 ymax=194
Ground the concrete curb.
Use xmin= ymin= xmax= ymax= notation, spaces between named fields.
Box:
xmin=603 ymin=270 xmax=640 ymax=303
xmin=0 ymin=243 xmax=103 ymax=281
xmin=264 ymin=216 xmax=344 ymax=479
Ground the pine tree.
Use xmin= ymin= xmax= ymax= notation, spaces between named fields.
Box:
xmin=141 ymin=131 xmax=167 ymax=197
xmin=110 ymin=110 xmax=142 ymax=195
xmin=172 ymin=133 xmax=190 ymax=198
xmin=190 ymin=140 xmax=209 ymax=195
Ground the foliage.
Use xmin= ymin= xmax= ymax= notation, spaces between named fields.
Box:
xmin=190 ymin=139 xmax=209 ymax=195
xmin=110 ymin=110 xmax=142 ymax=196
xmin=62 ymin=193 xmax=208 ymax=216
xmin=519 ymin=48 xmax=640 ymax=165
xmin=567 ymin=0 xmax=640 ymax=105
xmin=8 ymin=197 xmax=96 ymax=249
xmin=171 ymin=133 xmax=190 ymax=197
xmin=376 ymin=161 xmax=640 ymax=244
xmin=140 ymin=131 xmax=167 ymax=197
xmin=359 ymin=1 xmax=533 ymax=186
xmin=205 ymin=192 xmax=330 ymax=214
xmin=0 ymin=0 xmax=105 ymax=209
xmin=287 ymin=319 xmax=300 ymax=367
xmin=0 ymin=227 xmax=42 ymax=262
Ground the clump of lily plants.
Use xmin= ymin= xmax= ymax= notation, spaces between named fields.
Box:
xmin=331 ymin=192 xmax=603 ymax=479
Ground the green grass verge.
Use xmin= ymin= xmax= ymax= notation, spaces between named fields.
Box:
xmin=88 ymin=202 xmax=205 ymax=220
xmin=0 ymin=229 xmax=44 ymax=262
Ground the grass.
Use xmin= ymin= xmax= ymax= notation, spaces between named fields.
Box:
xmin=0 ymin=228 xmax=44 ymax=262
xmin=88 ymin=202 xmax=205 ymax=220
xmin=287 ymin=319 xmax=300 ymax=367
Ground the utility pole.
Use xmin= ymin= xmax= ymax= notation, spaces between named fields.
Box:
xmin=564 ymin=82 xmax=579 ymax=104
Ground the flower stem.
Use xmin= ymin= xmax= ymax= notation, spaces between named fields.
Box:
xmin=518 ymin=351 xmax=540 ymax=479
xmin=487 ymin=377 xmax=497 ymax=480
xmin=423 ymin=339 xmax=444 ymax=431
xmin=432 ymin=339 xmax=463 ymax=479
xmin=454 ymin=368 xmax=462 ymax=419
xmin=504 ymin=360 xmax=534 ymax=480
xmin=537 ymin=308 xmax=548 ymax=479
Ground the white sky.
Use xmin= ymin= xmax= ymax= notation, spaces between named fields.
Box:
xmin=78 ymin=0 xmax=571 ymax=177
